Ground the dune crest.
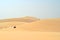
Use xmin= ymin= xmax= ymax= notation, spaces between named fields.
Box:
xmin=0 ymin=16 xmax=40 ymax=23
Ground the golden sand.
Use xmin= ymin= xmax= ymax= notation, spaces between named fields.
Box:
xmin=0 ymin=16 xmax=60 ymax=40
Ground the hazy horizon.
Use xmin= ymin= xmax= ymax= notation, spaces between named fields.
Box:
xmin=0 ymin=0 xmax=60 ymax=19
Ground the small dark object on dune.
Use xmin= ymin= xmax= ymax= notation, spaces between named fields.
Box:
xmin=13 ymin=26 xmax=16 ymax=28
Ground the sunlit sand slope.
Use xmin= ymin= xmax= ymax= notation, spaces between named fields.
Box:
xmin=0 ymin=21 xmax=25 ymax=31
xmin=16 ymin=19 xmax=60 ymax=32
xmin=0 ymin=18 xmax=60 ymax=32
xmin=0 ymin=17 xmax=60 ymax=40
xmin=0 ymin=31 xmax=60 ymax=40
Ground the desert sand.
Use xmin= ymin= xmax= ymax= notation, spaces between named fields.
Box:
xmin=0 ymin=16 xmax=60 ymax=40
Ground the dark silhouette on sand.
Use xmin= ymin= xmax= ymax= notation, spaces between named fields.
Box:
xmin=13 ymin=26 xmax=16 ymax=28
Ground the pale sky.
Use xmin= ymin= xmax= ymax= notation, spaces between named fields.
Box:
xmin=0 ymin=0 xmax=60 ymax=19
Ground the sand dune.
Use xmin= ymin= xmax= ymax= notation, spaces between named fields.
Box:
xmin=0 ymin=16 xmax=40 ymax=23
xmin=0 ymin=16 xmax=60 ymax=40
xmin=0 ymin=17 xmax=60 ymax=31
xmin=0 ymin=21 xmax=25 ymax=30
xmin=16 ymin=19 xmax=60 ymax=32
xmin=0 ymin=16 xmax=40 ymax=31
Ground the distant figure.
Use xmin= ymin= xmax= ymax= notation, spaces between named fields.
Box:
xmin=13 ymin=26 xmax=16 ymax=28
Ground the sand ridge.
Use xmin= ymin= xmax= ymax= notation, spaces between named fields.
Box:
xmin=0 ymin=16 xmax=40 ymax=23
xmin=0 ymin=16 xmax=60 ymax=40
xmin=0 ymin=16 xmax=40 ymax=31
xmin=0 ymin=17 xmax=60 ymax=32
